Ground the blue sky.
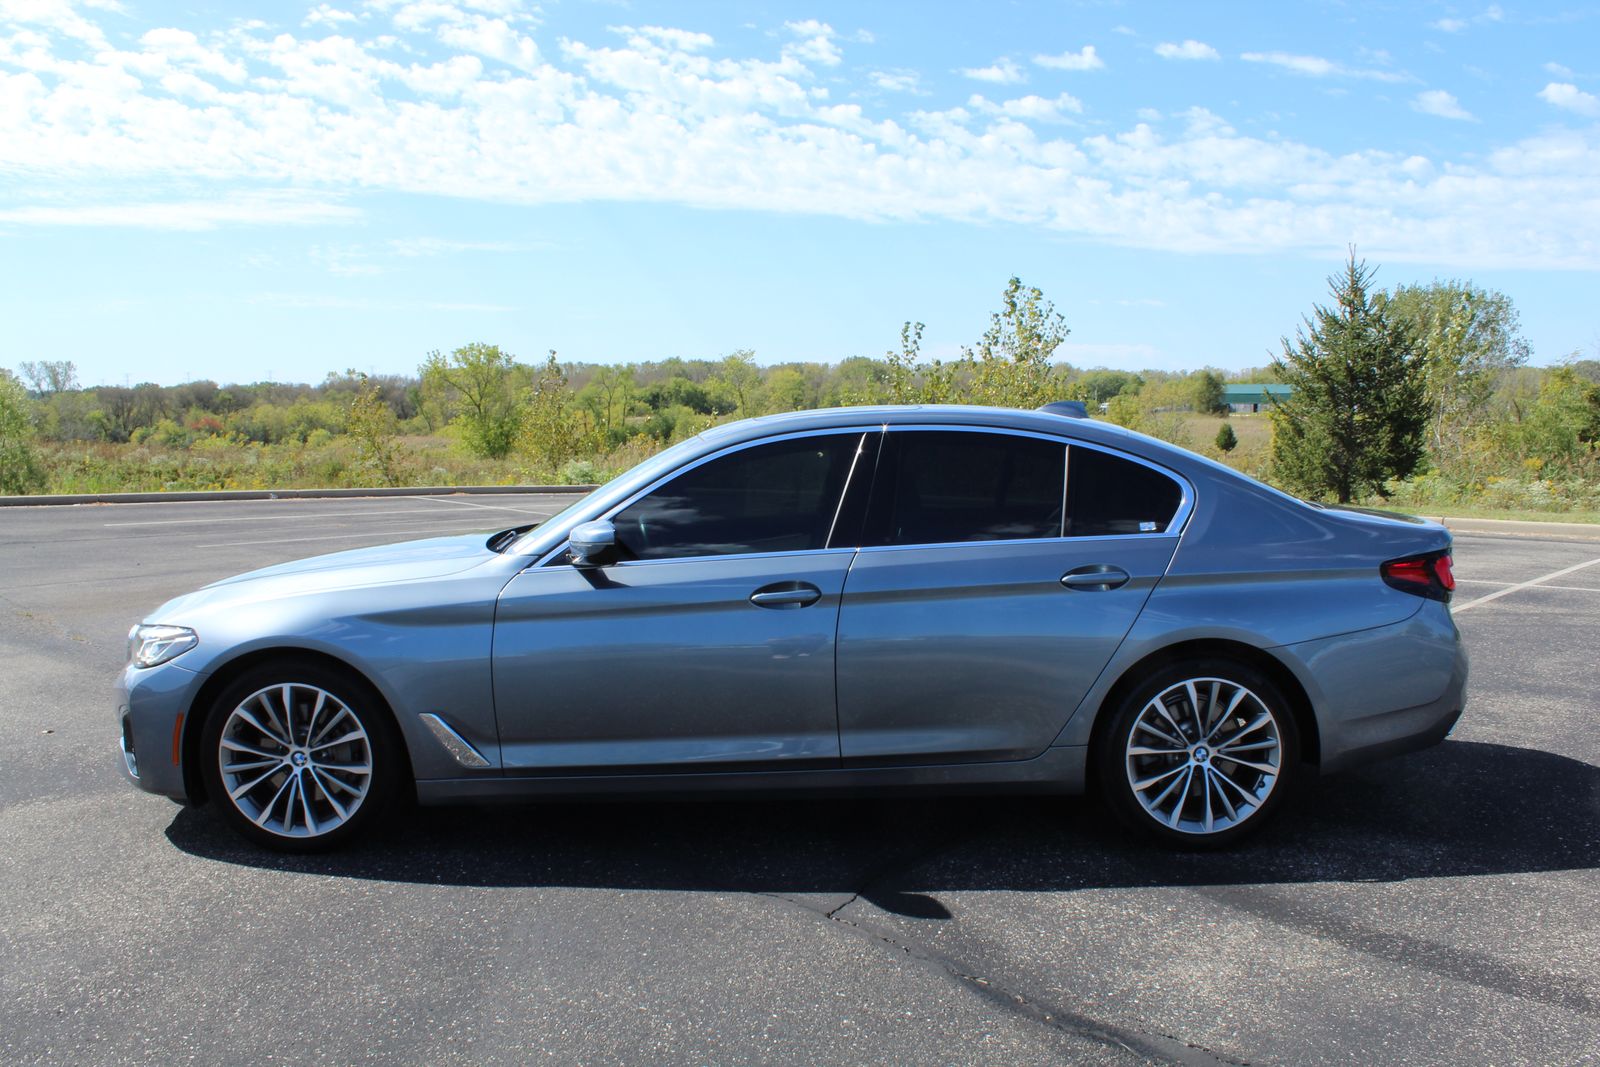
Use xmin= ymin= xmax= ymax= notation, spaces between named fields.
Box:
xmin=2 ymin=0 xmax=1597 ymax=387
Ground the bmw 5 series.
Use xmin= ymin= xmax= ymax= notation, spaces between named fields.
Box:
xmin=117 ymin=405 xmax=1467 ymax=851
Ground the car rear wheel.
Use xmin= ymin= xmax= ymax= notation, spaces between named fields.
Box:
xmin=200 ymin=660 xmax=402 ymax=852
xmin=1097 ymin=659 xmax=1300 ymax=848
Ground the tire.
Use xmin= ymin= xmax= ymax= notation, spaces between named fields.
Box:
xmin=199 ymin=659 xmax=403 ymax=852
xmin=1095 ymin=659 xmax=1301 ymax=848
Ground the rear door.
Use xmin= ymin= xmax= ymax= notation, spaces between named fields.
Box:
xmin=834 ymin=428 xmax=1188 ymax=764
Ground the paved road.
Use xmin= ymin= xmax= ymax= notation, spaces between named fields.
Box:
xmin=2 ymin=497 xmax=1597 ymax=1065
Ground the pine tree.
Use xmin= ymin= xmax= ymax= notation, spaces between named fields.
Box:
xmin=1270 ymin=252 xmax=1426 ymax=503
xmin=1215 ymin=422 xmax=1238 ymax=453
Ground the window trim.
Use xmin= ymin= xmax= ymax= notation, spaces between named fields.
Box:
xmin=539 ymin=427 xmax=883 ymax=567
xmin=852 ymin=424 xmax=1194 ymax=552
xmin=534 ymin=422 xmax=1196 ymax=566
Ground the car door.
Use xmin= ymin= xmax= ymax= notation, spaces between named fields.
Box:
xmin=491 ymin=429 xmax=876 ymax=772
xmin=835 ymin=428 xmax=1189 ymax=764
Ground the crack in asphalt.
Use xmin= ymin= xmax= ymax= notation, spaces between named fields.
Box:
xmin=772 ymin=890 xmax=1248 ymax=1067
xmin=759 ymin=824 xmax=1249 ymax=1067
xmin=1199 ymin=884 xmax=1600 ymax=1020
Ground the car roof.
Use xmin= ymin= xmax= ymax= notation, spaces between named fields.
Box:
xmin=697 ymin=404 xmax=1187 ymax=466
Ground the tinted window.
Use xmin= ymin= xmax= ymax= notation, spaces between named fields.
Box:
xmin=1066 ymin=447 xmax=1183 ymax=536
xmin=613 ymin=433 xmax=866 ymax=560
xmin=864 ymin=431 xmax=1066 ymax=546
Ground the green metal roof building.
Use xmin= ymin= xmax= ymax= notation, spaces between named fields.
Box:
xmin=1222 ymin=384 xmax=1292 ymax=412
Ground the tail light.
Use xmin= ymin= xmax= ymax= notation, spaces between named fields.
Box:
xmin=1381 ymin=550 xmax=1455 ymax=602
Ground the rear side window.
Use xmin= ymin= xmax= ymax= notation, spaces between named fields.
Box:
xmin=863 ymin=431 xmax=1066 ymax=546
xmin=613 ymin=433 xmax=865 ymax=560
xmin=1066 ymin=447 xmax=1183 ymax=536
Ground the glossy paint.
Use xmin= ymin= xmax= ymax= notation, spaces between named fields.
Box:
xmin=117 ymin=405 xmax=1467 ymax=808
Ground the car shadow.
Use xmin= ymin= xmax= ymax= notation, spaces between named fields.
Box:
xmin=166 ymin=739 xmax=1599 ymax=918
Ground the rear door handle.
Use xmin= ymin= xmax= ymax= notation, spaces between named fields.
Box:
xmin=750 ymin=581 xmax=823 ymax=609
xmin=1061 ymin=566 xmax=1131 ymax=591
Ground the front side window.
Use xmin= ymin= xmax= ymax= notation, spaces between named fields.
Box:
xmin=863 ymin=431 xmax=1066 ymax=546
xmin=612 ymin=433 xmax=866 ymax=560
xmin=1066 ymin=446 xmax=1183 ymax=536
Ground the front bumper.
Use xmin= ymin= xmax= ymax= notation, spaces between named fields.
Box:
xmin=116 ymin=660 xmax=205 ymax=802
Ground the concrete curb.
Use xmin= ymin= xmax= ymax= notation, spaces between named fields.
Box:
xmin=1427 ymin=515 xmax=1600 ymax=541
xmin=0 ymin=484 xmax=598 ymax=507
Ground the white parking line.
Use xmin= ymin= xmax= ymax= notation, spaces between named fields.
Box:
xmin=196 ymin=521 xmax=494 ymax=549
xmin=1452 ymin=556 xmax=1600 ymax=613
xmin=1454 ymin=579 xmax=1600 ymax=593
xmin=105 ymin=507 xmax=445 ymax=527
xmin=415 ymin=495 xmax=560 ymax=514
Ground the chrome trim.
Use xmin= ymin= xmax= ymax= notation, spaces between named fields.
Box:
xmin=420 ymin=713 xmax=492 ymax=769
xmin=855 ymin=533 xmax=1181 ymax=555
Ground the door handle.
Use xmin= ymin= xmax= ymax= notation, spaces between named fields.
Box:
xmin=1061 ymin=566 xmax=1131 ymax=591
xmin=749 ymin=582 xmax=823 ymax=609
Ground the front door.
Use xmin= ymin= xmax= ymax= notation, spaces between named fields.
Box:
xmin=492 ymin=430 xmax=874 ymax=772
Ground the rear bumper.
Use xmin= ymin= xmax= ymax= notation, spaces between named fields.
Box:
xmin=1278 ymin=601 xmax=1468 ymax=774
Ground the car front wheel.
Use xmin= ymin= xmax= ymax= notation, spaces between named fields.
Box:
xmin=1097 ymin=660 xmax=1301 ymax=847
xmin=199 ymin=660 xmax=402 ymax=851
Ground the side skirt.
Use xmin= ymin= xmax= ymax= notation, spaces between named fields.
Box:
xmin=415 ymin=745 xmax=1088 ymax=804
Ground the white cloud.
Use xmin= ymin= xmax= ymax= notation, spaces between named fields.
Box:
xmin=869 ymin=68 xmax=920 ymax=93
xmin=1154 ymin=40 xmax=1219 ymax=61
xmin=1413 ymin=89 xmax=1475 ymax=121
xmin=960 ymin=57 xmax=1024 ymax=84
xmin=1033 ymin=45 xmax=1103 ymax=72
xmin=1431 ymin=6 xmax=1505 ymax=32
xmin=1241 ymin=51 xmax=1409 ymax=82
xmin=3 ymin=4 xmax=1600 ymax=270
xmin=968 ymin=91 xmax=1084 ymax=123
xmin=1538 ymin=81 xmax=1600 ymax=117
xmin=783 ymin=19 xmax=842 ymax=67
xmin=0 ymin=193 xmax=360 ymax=229
xmin=1544 ymin=61 xmax=1574 ymax=78
xmin=305 ymin=5 xmax=359 ymax=26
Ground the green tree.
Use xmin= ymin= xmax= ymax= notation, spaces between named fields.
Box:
xmin=1497 ymin=367 xmax=1600 ymax=465
xmin=16 ymin=360 xmax=78 ymax=396
xmin=521 ymin=352 xmax=583 ymax=474
xmin=420 ymin=342 xmax=526 ymax=459
xmin=1076 ymin=369 xmax=1143 ymax=406
xmin=580 ymin=365 xmax=636 ymax=445
xmin=1191 ymin=369 xmax=1228 ymax=415
xmin=1215 ymin=422 xmax=1238 ymax=453
xmin=886 ymin=321 xmax=924 ymax=404
xmin=1381 ymin=281 xmax=1530 ymax=460
xmin=0 ymin=370 xmax=47 ymax=494
xmin=1270 ymin=253 xmax=1427 ymax=503
xmin=711 ymin=350 xmax=762 ymax=417
xmin=346 ymin=372 xmax=408 ymax=486
xmin=962 ymin=276 xmax=1071 ymax=408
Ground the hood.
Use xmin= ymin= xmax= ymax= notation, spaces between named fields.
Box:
xmin=148 ymin=531 xmax=504 ymax=621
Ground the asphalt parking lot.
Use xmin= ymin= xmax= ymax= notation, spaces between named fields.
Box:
xmin=2 ymin=495 xmax=1597 ymax=1066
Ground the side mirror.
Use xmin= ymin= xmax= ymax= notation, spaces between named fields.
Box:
xmin=568 ymin=520 xmax=618 ymax=569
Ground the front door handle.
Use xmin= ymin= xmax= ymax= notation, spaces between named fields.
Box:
xmin=750 ymin=581 xmax=823 ymax=609
xmin=1061 ymin=566 xmax=1131 ymax=591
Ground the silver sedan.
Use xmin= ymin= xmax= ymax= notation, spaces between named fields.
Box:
xmin=117 ymin=405 xmax=1467 ymax=851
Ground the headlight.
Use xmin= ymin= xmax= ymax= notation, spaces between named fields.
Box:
xmin=127 ymin=624 xmax=198 ymax=668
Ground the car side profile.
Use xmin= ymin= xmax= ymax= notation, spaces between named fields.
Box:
xmin=117 ymin=405 xmax=1467 ymax=851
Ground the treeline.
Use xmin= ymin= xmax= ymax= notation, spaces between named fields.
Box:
xmin=3 ymin=271 xmax=1599 ymax=514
